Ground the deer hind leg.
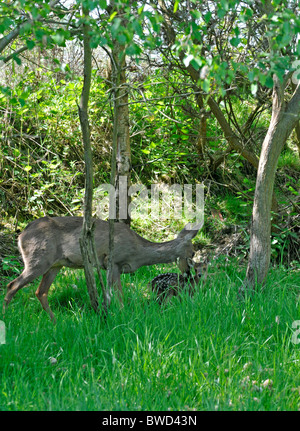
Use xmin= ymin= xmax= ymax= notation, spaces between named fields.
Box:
xmin=3 ymin=264 xmax=48 ymax=317
xmin=3 ymin=257 xmax=53 ymax=307
xmin=4 ymin=272 xmax=34 ymax=307
xmin=35 ymin=267 xmax=60 ymax=324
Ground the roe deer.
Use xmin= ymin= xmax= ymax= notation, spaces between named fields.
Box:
xmin=150 ymin=259 xmax=208 ymax=303
xmin=3 ymin=216 xmax=200 ymax=321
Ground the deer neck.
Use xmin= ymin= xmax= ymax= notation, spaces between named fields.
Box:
xmin=137 ymin=237 xmax=184 ymax=266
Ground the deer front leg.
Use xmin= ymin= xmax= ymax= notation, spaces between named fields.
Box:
xmin=107 ymin=264 xmax=123 ymax=306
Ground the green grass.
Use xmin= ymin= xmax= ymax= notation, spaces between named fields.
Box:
xmin=0 ymin=259 xmax=299 ymax=411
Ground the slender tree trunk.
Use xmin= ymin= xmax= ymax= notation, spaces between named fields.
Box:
xmin=112 ymin=41 xmax=131 ymax=225
xmin=107 ymin=43 xmax=123 ymax=300
xmin=78 ymin=7 xmax=108 ymax=314
xmin=105 ymin=3 xmax=131 ymax=304
xmin=106 ymin=61 xmax=119 ymax=296
xmin=245 ymin=78 xmax=300 ymax=288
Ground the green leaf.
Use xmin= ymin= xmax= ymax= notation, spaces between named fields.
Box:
xmin=202 ymin=78 xmax=210 ymax=93
xmin=26 ymin=40 xmax=35 ymax=50
xmin=148 ymin=16 xmax=161 ymax=34
xmin=191 ymin=10 xmax=201 ymax=20
xmin=190 ymin=58 xmax=201 ymax=71
xmin=13 ymin=55 xmax=22 ymax=65
xmin=203 ymin=12 xmax=212 ymax=23
xmin=230 ymin=37 xmax=241 ymax=47
xmin=132 ymin=20 xmax=143 ymax=37
xmin=126 ymin=43 xmax=142 ymax=56
xmin=116 ymin=33 xmax=127 ymax=44
xmin=18 ymin=98 xmax=26 ymax=107
xmin=241 ymin=7 xmax=253 ymax=22
xmin=29 ymin=6 xmax=39 ymax=20
xmin=248 ymin=70 xmax=255 ymax=82
xmin=0 ymin=17 xmax=14 ymax=34
xmin=0 ymin=86 xmax=11 ymax=96
xmin=109 ymin=11 xmax=118 ymax=22
xmin=52 ymin=33 xmax=65 ymax=47
xmin=111 ymin=18 xmax=122 ymax=37
xmin=24 ymin=165 xmax=32 ymax=172
xmin=217 ymin=8 xmax=227 ymax=19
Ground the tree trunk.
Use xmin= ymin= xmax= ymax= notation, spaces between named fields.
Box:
xmin=106 ymin=61 xmax=119 ymax=296
xmin=78 ymin=7 xmax=108 ymax=315
xmin=245 ymin=78 xmax=300 ymax=288
xmin=112 ymin=39 xmax=131 ymax=224
xmin=107 ymin=41 xmax=122 ymax=299
xmin=105 ymin=4 xmax=131 ymax=303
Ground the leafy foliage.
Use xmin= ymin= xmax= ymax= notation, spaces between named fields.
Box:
xmin=0 ymin=0 xmax=299 ymax=253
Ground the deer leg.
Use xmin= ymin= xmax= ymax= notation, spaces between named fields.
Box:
xmin=35 ymin=267 xmax=60 ymax=323
xmin=3 ymin=266 xmax=49 ymax=317
xmin=5 ymin=272 xmax=33 ymax=306
xmin=113 ymin=266 xmax=124 ymax=305
xmin=107 ymin=264 xmax=123 ymax=306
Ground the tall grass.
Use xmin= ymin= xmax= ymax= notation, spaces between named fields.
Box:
xmin=0 ymin=259 xmax=299 ymax=411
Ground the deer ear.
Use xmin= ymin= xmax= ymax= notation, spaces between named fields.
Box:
xmin=186 ymin=222 xmax=203 ymax=231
